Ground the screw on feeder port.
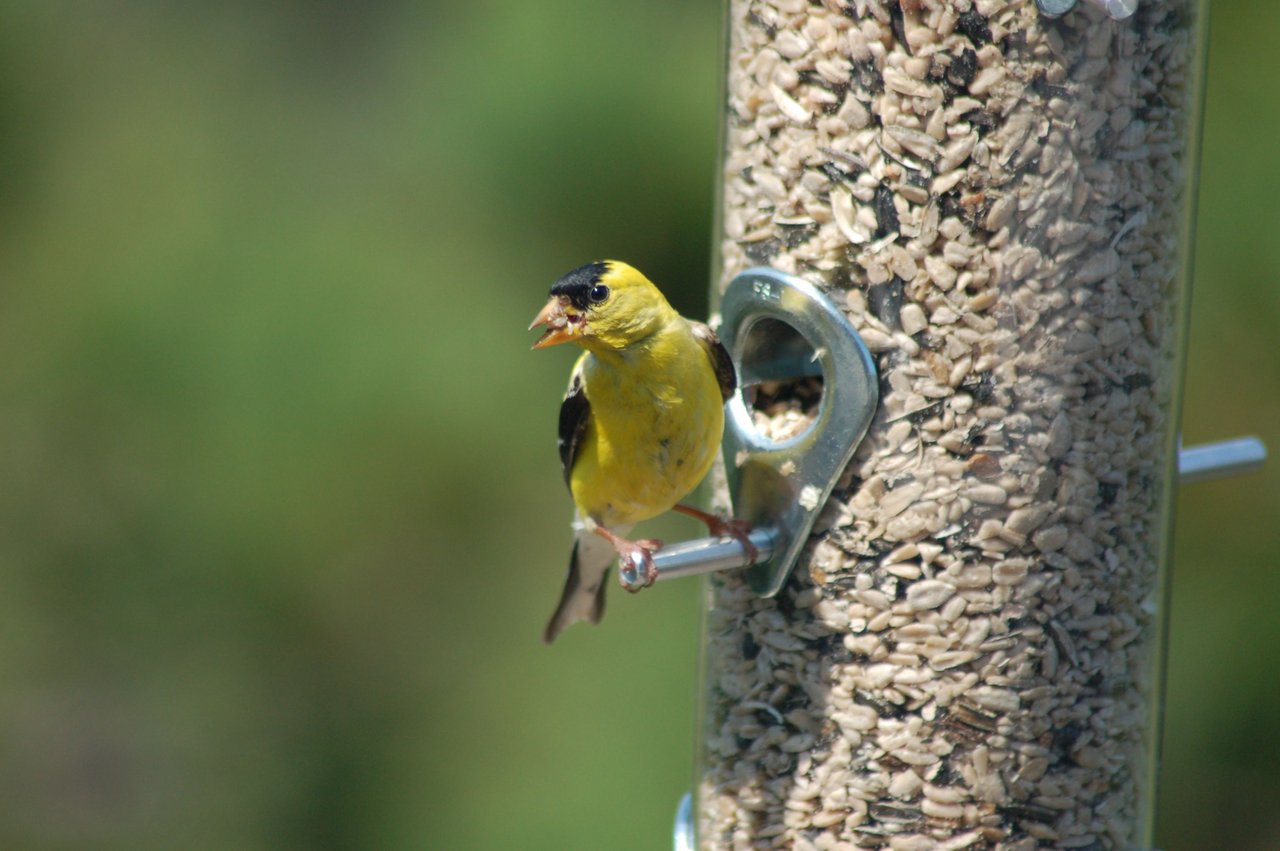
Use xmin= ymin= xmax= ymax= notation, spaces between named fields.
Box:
xmin=616 ymin=267 xmax=879 ymax=595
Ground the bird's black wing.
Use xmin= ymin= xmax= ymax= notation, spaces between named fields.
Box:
xmin=558 ymin=357 xmax=591 ymax=487
xmin=690 ymin=320 xmax=737 ymax=402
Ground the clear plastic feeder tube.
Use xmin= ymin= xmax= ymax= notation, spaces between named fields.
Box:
xmin=698 ymin=1 xmax=1207 ymax=848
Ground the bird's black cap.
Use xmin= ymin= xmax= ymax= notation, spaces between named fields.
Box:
xmin=550 ymin=261 xmax=609 ymax=310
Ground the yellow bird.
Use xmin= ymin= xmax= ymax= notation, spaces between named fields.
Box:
xmin=530 ymin=261 xmax=753 ymax=644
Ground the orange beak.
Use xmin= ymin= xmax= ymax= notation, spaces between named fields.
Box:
xmin=528 ymin=296 xmax=582 ymax=349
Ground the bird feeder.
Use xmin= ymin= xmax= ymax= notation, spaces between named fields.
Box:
xmin=668 ymin=1 xmax=1258 ymax=848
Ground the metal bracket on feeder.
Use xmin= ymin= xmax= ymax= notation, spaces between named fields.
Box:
xmin=618 ymin=267 xmax=880 ymax=596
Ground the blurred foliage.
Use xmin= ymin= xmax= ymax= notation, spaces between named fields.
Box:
xmin=1158 ymin=1 xmax=1280 ymax=849
xmin=0 ymin=2 xmax=1274 ymax=849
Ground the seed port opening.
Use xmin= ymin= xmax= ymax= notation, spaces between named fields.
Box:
xmin=737 ymin=317 xmax=825 ymax=444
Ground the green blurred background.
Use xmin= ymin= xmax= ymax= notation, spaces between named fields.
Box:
xmin=0 ymin=2 xmax=1274 ymax=849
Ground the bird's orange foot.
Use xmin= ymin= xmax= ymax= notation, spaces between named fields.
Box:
xmin=674 ymin=504 xmax=759 ymax=567
xmin=592 ymin=526 xmax=664 ymax=592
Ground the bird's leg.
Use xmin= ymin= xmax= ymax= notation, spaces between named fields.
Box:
xmin=592 ymin=525 xmax=664 ymax=592
xmin=673 ymin=504 xmax=759 ymax=566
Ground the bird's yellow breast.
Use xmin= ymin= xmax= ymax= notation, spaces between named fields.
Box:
xmin=569 ymin=321 xmax=725 ymax=527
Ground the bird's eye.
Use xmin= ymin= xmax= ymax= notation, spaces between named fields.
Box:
xmin=589 ymin=284 xmax=610 ymax=303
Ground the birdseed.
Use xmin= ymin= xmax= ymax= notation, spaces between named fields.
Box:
xmin=700 ymin=1 xmax=1199 ymax=848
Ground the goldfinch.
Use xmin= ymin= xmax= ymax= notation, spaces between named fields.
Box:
xmin=530 ymin=261 xmax=753 ymax=644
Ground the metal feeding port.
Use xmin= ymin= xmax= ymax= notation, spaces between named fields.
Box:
xmin=716 ymin=268 xmax=880 ymax=595
xmin=619 ymin=267 xmax=879 ymax=595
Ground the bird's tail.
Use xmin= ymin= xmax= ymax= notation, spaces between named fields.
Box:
xmin=542 ymin=530 xmax=617 ymax=644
